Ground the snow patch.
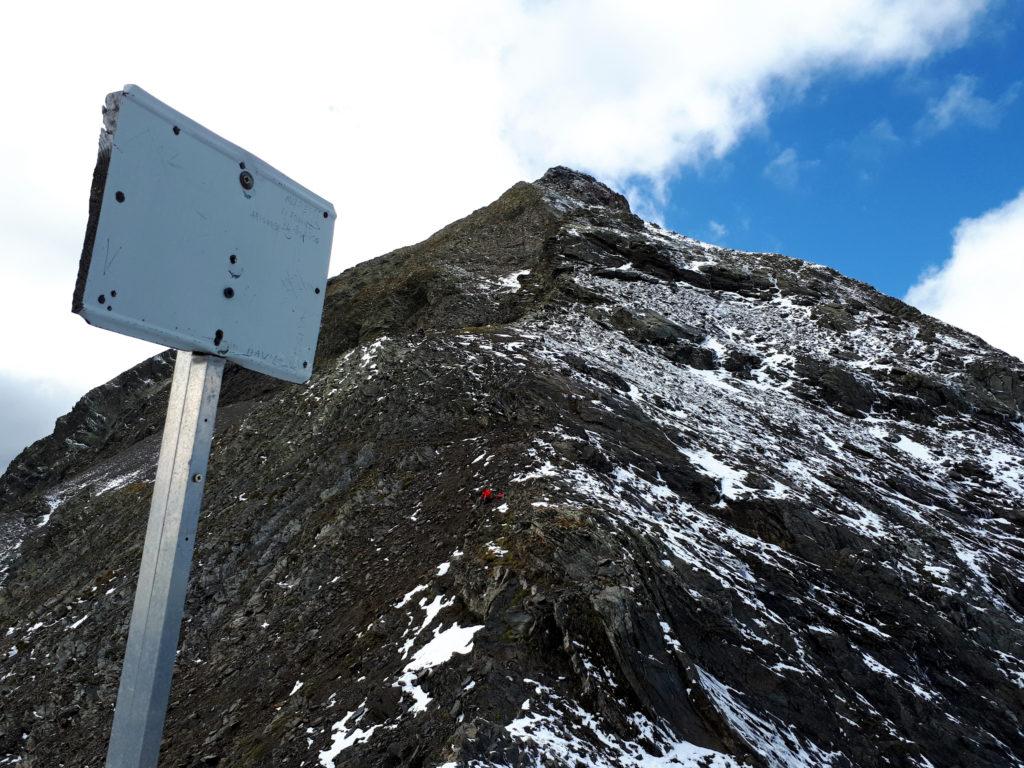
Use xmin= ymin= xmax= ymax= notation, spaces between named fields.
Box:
xmin=319 ymin=708 xmax=383 ymax=767
xmin=397 ymin=623 xmax=482 ymax=714
xmin=499 ymin=269 xmax=531 ymax=291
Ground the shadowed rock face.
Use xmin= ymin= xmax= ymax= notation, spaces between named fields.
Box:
xmin=2 ymin=167 xmax=1024 ymax=768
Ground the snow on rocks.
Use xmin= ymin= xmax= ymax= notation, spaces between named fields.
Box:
xmin=505 ymin=680 xmax=741 ymax=768
xmin=498 ymin=269 xmax=531 ymax=292
xmin=397 ymin=623 xmax=483 ymax=714
xmin=318 ymin=707 xmax=386 ymax=768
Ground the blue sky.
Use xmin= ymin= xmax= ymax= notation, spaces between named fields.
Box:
xmin=661 ymin=4 xmax=1023 ymax=298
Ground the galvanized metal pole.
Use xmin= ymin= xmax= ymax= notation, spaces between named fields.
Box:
xmin=106 ymin=350 xmax=224 ymax=768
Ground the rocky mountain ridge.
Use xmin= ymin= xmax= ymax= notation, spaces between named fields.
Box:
xmin=1 ymin=167 xmax=1023 ymax=767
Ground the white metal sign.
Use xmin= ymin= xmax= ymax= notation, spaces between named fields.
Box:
xmin=72 ymin=86 xmax=336 ymax=768
xmin=73 ymin=85 xmax=334 ymax=383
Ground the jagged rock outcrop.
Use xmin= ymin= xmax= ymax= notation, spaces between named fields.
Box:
xmin=1 ymin=167 xmax=1023 ymax=767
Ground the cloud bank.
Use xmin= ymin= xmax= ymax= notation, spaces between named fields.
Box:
xmin=906 ymin=190 xmax=1024 ymax=361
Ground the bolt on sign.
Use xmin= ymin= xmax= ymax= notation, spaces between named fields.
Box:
xmin=72 ymin=85 xmax=335 ymax=768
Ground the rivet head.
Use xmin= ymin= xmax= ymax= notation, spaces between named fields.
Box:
xmin=192 ymin=473 xmax=203 ymax=483
xmin=239 ymin=170 xmax=254 ymax=190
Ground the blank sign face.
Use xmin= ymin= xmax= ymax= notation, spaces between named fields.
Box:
xmin=73 ymin=85 xmax=335 ymax=383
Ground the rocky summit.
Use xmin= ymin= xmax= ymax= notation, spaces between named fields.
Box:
xmin=2 ymin=167 xmax=1024 ymax=768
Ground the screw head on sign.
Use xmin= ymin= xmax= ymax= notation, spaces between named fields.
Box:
xmin=239 ymin=170 xmax=254 ymax=190
xmin=192 ymin=473 xmax=203 ymax=483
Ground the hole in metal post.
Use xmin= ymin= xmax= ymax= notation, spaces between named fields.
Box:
xmin=223 ymin=287 xmax=235 ymax=299
xmin=303 ymin=361 xmax=308 ymax=368
xmin=323 ymin=211 xmax=328 ymax=219
xmin=172 ymin=125 xmax=181 ymax=135
xmin=115 ymin=191 xmax=125 ymax=203
xmin=315 ymin=287 xmax=320 ymax=294
xmin=98 ymin=294 xmax=105 ymax=304
xmin=110 ymin=290 xmax=117 ymax=298
xmin=214 ymin=329 xmax=224 ymax=345
xmin=229 ymin=254 xmax=237 ymax=264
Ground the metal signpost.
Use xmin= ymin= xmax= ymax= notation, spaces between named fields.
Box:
xmin=72 ymin=85 xmax=335 ymax=768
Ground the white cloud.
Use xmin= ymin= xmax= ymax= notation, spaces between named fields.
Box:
xmin=498 ymin=0 xmax=984 ymax=183
xmin=847 ymin=117 xmax=905 ymax=180
xmin=867 ymin=118 xmax=901 ymax=144
xmin=916 ymin=74 xmax=1020 ymax=135
xmin=857 ymin=117 xmax=902 ymax=154
xmin=0 ymin=0 xmax=990 ymax=468
xmin=906 ymin=190 xmax=1024 ymax=361
xmin=0 ymin=373 xmax=82 ymax=473
xmin=850 ymin=118 xmax=901 ymax=179
xmin=709 ymin=220 xmax=729 ymax=238
xmin=763 ymin=148 xmax=818 ymax=189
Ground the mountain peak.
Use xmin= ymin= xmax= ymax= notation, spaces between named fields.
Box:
xmin=535 ymin=165 xmax=633 ymax=214
xmin=1 ymin=168 xmax=1023 ymax=767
